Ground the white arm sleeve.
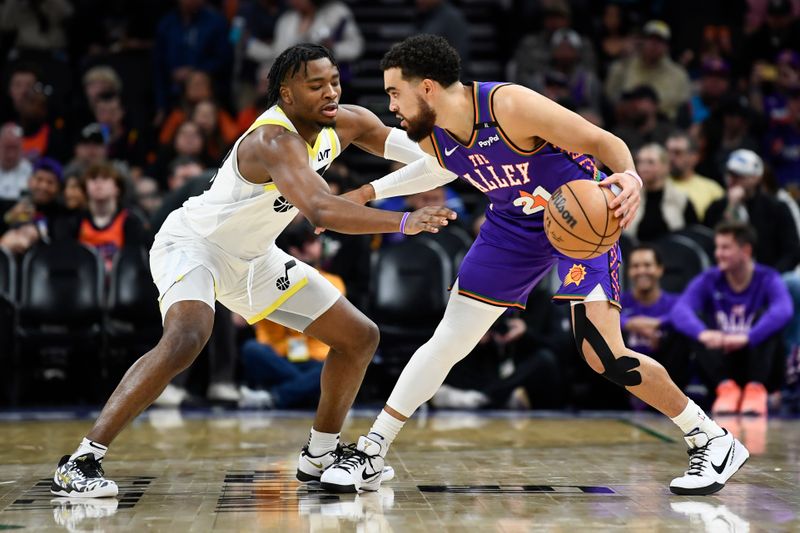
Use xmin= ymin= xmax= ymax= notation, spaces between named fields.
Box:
xmin=371 ymin=156 xmax=458 ymax=200
xmin=383 ymin=127 xmax=428 ymax=164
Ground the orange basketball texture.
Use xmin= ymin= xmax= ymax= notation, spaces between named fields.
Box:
xmin=543 ymin=180 xmax=622 ymax=259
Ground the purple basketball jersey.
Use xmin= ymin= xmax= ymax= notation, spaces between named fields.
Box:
xmin=431 ymin=81 xmax=620 ymax=309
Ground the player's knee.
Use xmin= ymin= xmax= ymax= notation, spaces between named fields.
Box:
xmin=351 ymin=319 xmax=380 ymax=360
xmin=158 ymin=326 xmax=211 ymax=373
xmin=572 ymin=304 xmax=642 ymax=388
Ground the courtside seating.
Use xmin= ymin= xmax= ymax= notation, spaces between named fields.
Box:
xmin=368 ymin=239 xmax=453 ymax=378
xmin=655 ymin=234 xmax=711 ymax=293
xmin=14 ymin=242 xmax=105 ymax=402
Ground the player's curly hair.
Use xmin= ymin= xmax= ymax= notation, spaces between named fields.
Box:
xmin=266 ymin=43 xmax=338 ymax=108
xmin=380 ymin=34 xmax=461 ymax=86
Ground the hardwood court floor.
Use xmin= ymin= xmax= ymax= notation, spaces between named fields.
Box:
xmin=0 ymin=409 xmax=797 ymax=532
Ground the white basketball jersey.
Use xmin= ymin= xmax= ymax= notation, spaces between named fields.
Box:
xmin=181 ymin=105 xmax=341 ymax=260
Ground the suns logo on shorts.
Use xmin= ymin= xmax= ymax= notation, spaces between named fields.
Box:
xmin=564 ymin=264 xmax=587 ymax=287
xmin=273 ymin=196 xmax=293 ymax=213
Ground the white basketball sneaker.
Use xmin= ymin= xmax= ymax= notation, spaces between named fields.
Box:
xmin=297 ymin=442 xmax=395 ymax=484
xmin=670 ymin=428 xmax=749 ymax=495
xmin=320 ymin=435 xmax=386 ymax=493
xmin=297 ymin=445 xmax=341 ymax=482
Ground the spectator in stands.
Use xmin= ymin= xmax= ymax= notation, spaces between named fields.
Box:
xmin=705 ymin=149 xmax=800 ymax=272
xmin=77 ymin=163 xmax=149 ymax=271
xmin=246 ymin=0 xmax=363 ymax=81
xmin=667 ymin=131 xmax=724 ymax=220
xmin=135 ymin=177 xmax=162 ymax=218
xmin=749 ymin=49 xmax=800 ymax=124
xmin=239 ymin=222 xmax=345 ymax=408
xmin=433 ymin=312 xmax=563 ymax=410
xmin=167 ymin=156 xmax=205 ymax=193
xmin=235 ymin=0 xmax=286 ymax=88
xmin=63 ymin=175 xmax=87 ymax=212
xmin=0 ymin=157 xmax=76 ymax=254
xmin=690 ymin=58 xmax=732 ymax=126
xmin=764 ymin=85 xmax=800 ymax=190
xmin=507 ymin=1 xmax=595 ymax=91
xmin=620 ymin=244 xmax=687 ymax=388
xmin=153 ymin=121 xmax=210 ymax=185
xmin=518 ymin=29 xmax=601 ymax=114
xmin=78 ymin=67 xmax=123 ymax=126
xmin=626 ymin=143 xmax=698 ymax=242
xmin=93 ymin=93 xmax=147 ymax=171
xmin=191 ymin=100 xmax=238 ymax=162
xmin=590 ymin=3 xmax=634 ymax=79
xmin=0 ymin=123 xmax=33 ymax=202
xmin=236 ymin=63 xmax=272 ymax=133
xmin=605 ymin=20 xmax=691 ymax=121
xmin=415 ymin=0 xmax=470 ymax=75
xmin=18 ymin=86 xmax=68 ymax=162
xmin=701 ymin=95 xmax=762 ymax=181
xmin=0 ymin=0 xmax=74 ymax=54
xmin=158 ymin=70 xmax=237 ymax=146
xmin=0 ymin=64 xmax=39 ymax=124
xmin=742 ymin=0 xmax=800 ymax=75
xmin=63 ymin=123 xmax=110 ymax=181
xmin=611 ymin=85 xmax=674 ymax=155
xmin=671 ymin=222 xmax=793 ymax=416
xmin=154 ymin=0 xmax=232 ymax=120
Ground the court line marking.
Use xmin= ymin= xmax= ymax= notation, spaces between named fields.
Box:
xmin=617 ymin=418 xmax=676 ymax=443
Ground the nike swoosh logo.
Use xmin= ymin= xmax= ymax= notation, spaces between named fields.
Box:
xmin=711 ymin=443 xmax=734 ymax=474
xmin=361 ymin=470 xmax=380 ymax=481
xmin=307 ymin=459 xmax=324 ymax=469
xmin=445 ymin=146 xmax=458 ymax=156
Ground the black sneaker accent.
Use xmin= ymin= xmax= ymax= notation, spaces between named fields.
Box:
xmin=295 ymin=444 xmax=344 ymax=482
xmin=711 ymin=443 xmax=734 ymax=475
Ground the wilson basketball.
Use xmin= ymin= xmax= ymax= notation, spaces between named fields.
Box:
xmin=544 ymin=179 xmax=622 ymax=259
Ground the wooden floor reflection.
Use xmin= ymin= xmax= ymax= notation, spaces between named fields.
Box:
xmin=0 ymin=409 xmax=797 ymax=532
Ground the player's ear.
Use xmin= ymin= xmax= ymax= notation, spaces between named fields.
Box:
xmin=421 ymin=78 xmax=435 ymax=96
xmin=280 ymin=85 xmax=293 ymax=105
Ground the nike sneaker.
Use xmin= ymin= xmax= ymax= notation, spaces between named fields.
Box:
xmin=297 ymin=445 xmax=342 ymax=482
xmin=51 ymin=454 xmax=118 ymax=498
xmin=670 ymin=428 xmax=749 ymax=495
xmin=320 ymin=435 xmax=386 ymax=493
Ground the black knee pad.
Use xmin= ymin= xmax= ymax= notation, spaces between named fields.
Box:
xmin=572 ymin=304 xmax=642 ymax=388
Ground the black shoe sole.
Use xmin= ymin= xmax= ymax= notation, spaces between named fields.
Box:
xmin=670 ymin=457 xmax=749 ymax=496
xmin=320 ymin=482 xmax=357 ymax=493
xmin=296 ymin=470 xmax=320 ymax=483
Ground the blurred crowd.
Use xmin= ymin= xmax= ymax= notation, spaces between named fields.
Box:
xmin=1 ymin=0 xmax=800 ymax=419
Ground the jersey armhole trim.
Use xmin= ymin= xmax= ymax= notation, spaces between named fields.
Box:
xmin=488 ymin=83 xmax=548 ymax=156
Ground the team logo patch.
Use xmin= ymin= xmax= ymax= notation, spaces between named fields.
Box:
xmin=273 ymin=196 xmax=293 ymax=213
xmin=564 ymin=264 xmax=587 ymax=287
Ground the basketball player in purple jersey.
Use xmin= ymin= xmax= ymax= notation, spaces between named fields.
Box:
xmin=320 ymin=35 xmax=748 ymax=495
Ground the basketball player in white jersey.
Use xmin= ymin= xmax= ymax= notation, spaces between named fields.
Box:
xmin=50 ymin=44 xmax=456 ymax=498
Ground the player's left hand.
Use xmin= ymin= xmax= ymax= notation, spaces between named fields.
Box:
xmin=600 ymin=172 xmax=641 ymax=230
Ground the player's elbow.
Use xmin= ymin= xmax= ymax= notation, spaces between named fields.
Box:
xmin=303 ymin=192 xmax=336 ymax=228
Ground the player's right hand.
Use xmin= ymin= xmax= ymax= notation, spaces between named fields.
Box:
xmin=404 ymin=206 xmax=457 ymax=235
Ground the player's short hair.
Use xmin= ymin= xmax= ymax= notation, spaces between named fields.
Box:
xmin=380 ymin=34 xmax=461 ymax=87
xmin=715 ymin=221 xmax=758 ymax=249
xmin=630 ymin=243 xmax=663 ymax=266
xmin=266 ymin=43 xmax=338 ymax=108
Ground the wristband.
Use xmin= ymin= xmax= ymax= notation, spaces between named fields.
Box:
xmin=623 ymin=169 xmax=643 ymax=188
xmin=399 ymin=212 xmax=411 ymax=235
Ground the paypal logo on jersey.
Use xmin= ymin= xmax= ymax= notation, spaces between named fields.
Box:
xmin=478 ymin=134 xmax=500 ymax=148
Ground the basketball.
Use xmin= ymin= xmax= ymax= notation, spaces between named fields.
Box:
xmin=544 ymin=179 xmax=622 ymax=259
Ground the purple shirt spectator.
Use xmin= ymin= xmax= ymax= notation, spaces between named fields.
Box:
xmin=620 ymin=291 xmax=679 ymax=355
xmin=671 ymin=264 xmax=793 ymax=346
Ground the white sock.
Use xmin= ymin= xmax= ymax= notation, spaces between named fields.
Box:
xmin=367 ymin=410 xmax=406 ymax=457
xmin=307 ymin=428 xmax=339 ymax=456
xmin=70 ymin=437 xmax=108 ymax=462
xmin=671 ymin=399 xmax=725 ymax=437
